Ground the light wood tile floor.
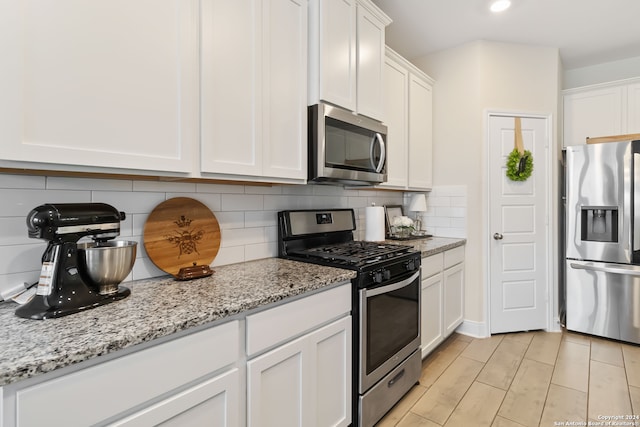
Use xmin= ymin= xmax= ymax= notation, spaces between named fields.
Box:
xmin=376 ymin=331 xmax=640 ymax=427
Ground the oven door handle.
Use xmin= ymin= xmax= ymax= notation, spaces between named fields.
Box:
xmin=365 ymin=270 xmax=420 ymax=297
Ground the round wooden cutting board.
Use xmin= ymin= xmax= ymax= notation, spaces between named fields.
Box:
xmin=143 ymin=197 xmax=220 ymax=278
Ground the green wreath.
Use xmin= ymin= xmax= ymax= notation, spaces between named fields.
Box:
xmin=506 ymin=149 xmax=533 ymax=181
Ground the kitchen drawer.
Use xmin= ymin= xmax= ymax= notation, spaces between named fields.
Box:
xmin=444 ymin=246 xmax=465 ymax=269
xmin=110 ymin=368 xmax=240 ymax=427
xmin=246 ymin=283 xmax=351 ymax=357
xmin=16 ymin=320 xmax=240 ymax=427
xmin=421 ymin=252 xmax=444 ymax=279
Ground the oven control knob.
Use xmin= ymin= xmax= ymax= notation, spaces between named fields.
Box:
xmin=405 ymin=259 xmax=416 ymax=271
xmin=373 ymin=270 xmax=384 ymax=283
xmin=383 ymin=269 xmax=391 ymax=280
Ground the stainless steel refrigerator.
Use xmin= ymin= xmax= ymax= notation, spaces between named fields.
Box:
xmin=565 ymin=139 xmax=640 ymax=344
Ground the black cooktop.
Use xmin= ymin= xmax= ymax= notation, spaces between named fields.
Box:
xmin=289 ymin=241 xmax=411 ymax=265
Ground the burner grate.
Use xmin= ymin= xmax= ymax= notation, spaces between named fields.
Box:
xmin=290 ymin=241 xmax=410 ymax=264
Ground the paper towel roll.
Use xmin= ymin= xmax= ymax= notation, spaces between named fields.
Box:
xmin=365 ymin=205 xmax=385 ymax=241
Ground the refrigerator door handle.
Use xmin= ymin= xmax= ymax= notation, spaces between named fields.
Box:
xmin=570 ymin=261 xmax=640 ymax=276
xmin=634 ymin=152 xmax=640 ymax=252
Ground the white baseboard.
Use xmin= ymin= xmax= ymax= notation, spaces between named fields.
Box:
xmin=455 ymin=319 xmax=490 ymax=339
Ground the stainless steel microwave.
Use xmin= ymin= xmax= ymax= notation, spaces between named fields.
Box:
xmin=308 ymin=102 xmax=387 ymax=186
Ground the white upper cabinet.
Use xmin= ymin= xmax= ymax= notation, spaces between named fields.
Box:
xmin=562 ymin=85 xmax=624 ymax=146
xmin=355 ymin=0 xmax=389 ymax=121
xmin=382 ymin=54 xmax=409 ymax=188
xmin=380 ymin=48 xmax=434 ymax=191
xmin=200 ymin=0 xmax=307 ymax=183
xmin=562 ymin=78 xmax=640 ymax=147
xmin=0 ymin=0 xmax=198 ymax=174
xmin=408 ymin=73 xmax=433 ymax=190
xmin=308 ymin=0 xmax=357 ymax=112
xmin=627 ymin=82 xmax=640 ymax=134
xmin=308 ymin=0 xmax=390 ymax=121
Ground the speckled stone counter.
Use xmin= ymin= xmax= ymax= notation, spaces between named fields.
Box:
xmin=0 ymin=258 xmax=356 ymax=387
xmin=386 ymin=236 xmax=466 ymax=257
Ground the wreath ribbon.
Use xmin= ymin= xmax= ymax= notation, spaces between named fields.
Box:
xmin=506 ymin=117 xmax=533 ymax=181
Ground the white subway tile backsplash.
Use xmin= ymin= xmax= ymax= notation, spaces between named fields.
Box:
xmin=196 ymin=182 xmax=245 ymax=194
xmin=220 ymin=227 xmax=267 ymax=247
xmin=48 ymin=177 xmax=133 ymax=191
xmin=134 ymin=180 xmax=196 ymax=193
xmin=133 ymin=257 xmax=165 ymax=280
xmin=0 ymin=173 xmax=404 ymax=295
xmin=0 ymin=189 xmax=91 ymax=217
xmin=93 ymin=191 xmax=165 ymax=214
xmin=427 ymin=196 xmax=451 ymax=207
xmin=245 ymin=185 xmax=282 ymax=195
xmin=212 ymin=246 xmax=245 ymax=267
xmin=221 ymin=194 xmax=264 ymax=211
xmin=0 ymin=244 xmax=44 ymax=275
xmin=0 ymin=174 xmax=45 ymax=189
xmin=450 ymin=196 xmax=467 ymax=207
xmin=263 ymin=195 xmax=313 ymax=210
xmin=215 ymin=211 xmax=245 ymax=230
xmin=424 ymin=185 xmax=467 ymax=239
xmin=280 ymin=185 xmax=314 ymax=195
xmin=245 ymin=211 xmax=278 ymax=228
xmin=0 ymin=217 xmax=32 ymax=246
xmin=245 ymin=242 xmax=278 ymax=261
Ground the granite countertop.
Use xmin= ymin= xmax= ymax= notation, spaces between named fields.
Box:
xmin=385 ymin=236 xmax=466 ymax=257
xmin=0 ymin=237 xmax=465 ymax=387
xmin=0 ymin=258 xmax=356 ymax=387
xmin=405 ymin=236 xmax=466 ymax=257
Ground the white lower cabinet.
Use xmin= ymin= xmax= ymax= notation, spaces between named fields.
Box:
xmin=420 ymin=246 xmax=465 ymax=358
xmin=421 ymin=271 xmax=443 ymax=358
xmin=247 ymin=317 xmax=351 ymax=427
xmin=2 ymin=283 xmax=353 ymax=427
xmin=246 ymin=284 xmax=352 ymax=427
xmin=110 ymin=368 xmax=240 ymax=427
xmin=12 ymin=321 xmax=241 ymax=427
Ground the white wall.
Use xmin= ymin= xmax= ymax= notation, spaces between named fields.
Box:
xmin=564 ymin=55 xmax=640 ymax=89
xmin=413 ymin=41 xmax=561 ymax=333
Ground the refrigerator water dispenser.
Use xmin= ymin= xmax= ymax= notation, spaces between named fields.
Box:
xmin=581 ymin=206 xmax=618 ymax=242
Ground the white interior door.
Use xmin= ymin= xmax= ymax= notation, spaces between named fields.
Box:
xmin=489 ymin=114 xmax=549 ymax=334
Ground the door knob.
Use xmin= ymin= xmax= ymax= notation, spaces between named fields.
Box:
xmin=493 ymin=233 xmax=503 ymax=240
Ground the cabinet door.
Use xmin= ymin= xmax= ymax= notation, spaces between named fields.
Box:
xmin=261 ymin=0 xmax=307 ymax=180
xmin=247 ymin=316 xmax=352 ymax=427
xmin=380 ymin=55 xmax=409 ymax=189
xmin=309 ymin=0 xmax=357 ymax=111
xmin=0 ymin=0 xmax=198 ymax=173
xmin=627 ymin=83 xmax=640 ymax=134
xmin=356 ymin=2 xmax=386 ymax=121
xmin=421 ymin=273 xmax=443 ymax=358
xmin=408 ymin=74 xmax=433 ymax=190
xmin=562 ymin=86 xmax=624 ymax=146
xmin=201 ymin=0 xmax=306 ymax=181
xmin=247 ymin=334 xmax=307 ymax=427
xmin=312 ymin=317 xmax=352 ymax=427
xmin=110 ymin=369 xmax=240 ymax=427
xmin=443 ymin=263 xmax=464 ymax=337
xmin=201 ymin=0 xmax=262 ymax=176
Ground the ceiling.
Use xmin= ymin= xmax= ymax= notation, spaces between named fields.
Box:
xmin=371 ymin=0 xmax=640 ymax=69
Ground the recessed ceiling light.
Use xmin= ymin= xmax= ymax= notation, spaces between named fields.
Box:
xmin=490 ymin=0 xmax=511 ymax=13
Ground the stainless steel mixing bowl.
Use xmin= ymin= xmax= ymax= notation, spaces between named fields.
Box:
xmin=77 ymin=240 xmax=137 ymax=295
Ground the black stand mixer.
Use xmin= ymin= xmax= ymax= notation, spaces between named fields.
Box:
xmin=16 ymin=203 xmax=135 ymax=320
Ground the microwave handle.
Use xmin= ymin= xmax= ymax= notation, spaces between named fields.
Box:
xmin=369 ymin=133 xmax=386 ymax=173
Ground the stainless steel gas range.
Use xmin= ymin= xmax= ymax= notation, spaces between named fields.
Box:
xmin=278 ymin=209 xmax=422 ymax=427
